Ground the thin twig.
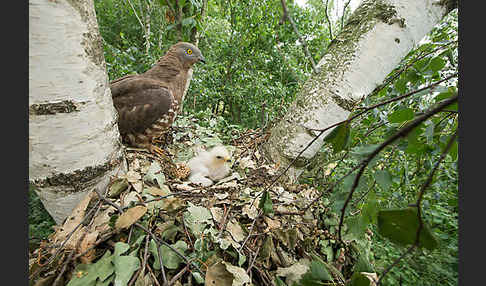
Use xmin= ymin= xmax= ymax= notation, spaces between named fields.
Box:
xmin=93 ymin=188 xmax=204 ymax=275
xmin=239 ymin=210 xmax=262 ymax=252
xmin=125 ymin=0 xmax=145 ymax=30
xmin=280 ymin=0 xmax=319 ymax=73
xmin=324 ymin=0 xmax=333 ymax=40
xmin=29 ymin=195 xmax=102 ymax=281
xmin=341 ymin=0 xmax=352 ymax=30
xmin=168 ymin=265 xmax=189 ymax=286
xmin=153 ymin=232 xmax=168 ymax=286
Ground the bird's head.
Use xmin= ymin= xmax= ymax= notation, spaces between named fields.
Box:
xmin=208 ymin=146 xmax=232 ymax=167
xmin=171 ymin=42 xmax=206 ymax=67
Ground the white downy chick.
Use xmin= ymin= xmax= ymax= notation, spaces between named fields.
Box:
xmin=187 ymin=145 xmax=232 ymax=187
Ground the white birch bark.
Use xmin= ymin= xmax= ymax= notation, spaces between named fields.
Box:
xmin=29 ymin=0 xmax=126 ymax=224
xmin=264 ymin=0 xmax=454 ymax=182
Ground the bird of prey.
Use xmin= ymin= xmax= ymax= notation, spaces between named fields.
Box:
xmin=110 ymin=42 xmax=205 ymax=155
xmin=187 ymin=146 xmax=232 ymax=187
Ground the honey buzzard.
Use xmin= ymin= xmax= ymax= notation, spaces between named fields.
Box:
xmin=110 ymin=42 xmax=205 ymax=154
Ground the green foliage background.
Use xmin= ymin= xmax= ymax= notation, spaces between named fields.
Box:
xmin=29 ymin=1 xmax=458 ymax=285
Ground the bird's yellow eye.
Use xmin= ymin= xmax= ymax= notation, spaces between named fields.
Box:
xmin=187 ymin=49 xmax=193 ymax=55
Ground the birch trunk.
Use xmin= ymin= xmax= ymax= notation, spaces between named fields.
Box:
xmin=29 ymin=0 xmax=126 ymax=224
xmin=264 ymin=0 xmax=456 ymax=183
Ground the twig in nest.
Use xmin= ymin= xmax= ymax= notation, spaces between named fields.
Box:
xmin=29 ymin=196 xmax=103 ymax=281
xmin=168 ymin=265 xmax=189 ymax=286
xmin=93 ymin=188 xmax=204 ymax=275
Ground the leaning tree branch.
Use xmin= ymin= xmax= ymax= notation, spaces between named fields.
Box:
xmin=337 ymin=94 xmax=458 ymax=242
xmin=280 ymin=0 xmax=319 ymax=73
xmin=259 ymin=73 xmax=457 ymax=205
xmin=376 ymin=131 xmax=457 ymax=285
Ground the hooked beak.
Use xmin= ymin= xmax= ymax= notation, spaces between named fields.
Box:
xmin=199 ymin=55 xmax=206 ymax=64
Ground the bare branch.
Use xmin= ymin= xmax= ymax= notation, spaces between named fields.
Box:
xmin=341 ymin=0 xmax=352 ymax=30
xmin=324 ymin=0 xmax=333 ymax=40
xmin=125 ymin=0 xmax=145 ymax=31
xmin=280 ymin=0 xmax=319 ymax=73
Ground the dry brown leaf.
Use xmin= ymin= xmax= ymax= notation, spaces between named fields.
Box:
xmin=226 ymin=219 xmax=246 ymax=242
xmin=51 ymin=191 xmax=96 ymax=245
xmin=210 ymin=207 xmax=224 ymax=224
xmin=205 ymin=261 xmax=233 ymax=286
xmin=264 ymin=217 xmax=281 ymax=231
xmin=115 ymin=205 xmax=148 ymax=230
xmin=242 ymin=203 xmax=258 ymax=219
xmin=78 ymin=230 xmax=99 ymax=263
xmin=146 ymin=186 xmax=170 ymax=196
xmin=92 ymin=206 xmax=116 ymax=234
xmin=124 ymin=170 xmax=141 ymax=183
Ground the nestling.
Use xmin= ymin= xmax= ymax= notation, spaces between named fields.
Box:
xmin=187 ymin=146 xmax=232 ymax=187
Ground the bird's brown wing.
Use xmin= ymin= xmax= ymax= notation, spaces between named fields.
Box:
xmin=110 ymin=77 xmax=173 ymax=135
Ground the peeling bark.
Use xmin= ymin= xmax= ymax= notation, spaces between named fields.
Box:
xmin=29 ymin=0 xmax=126 ymax=224
xmin=263 ymin=0 xmax=454 ymax=183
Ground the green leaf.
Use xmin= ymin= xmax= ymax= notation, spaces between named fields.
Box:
xmin=428 ymin=57 xmax=446 ymax=72
xmin=361 ymin=191 xmax=378 ymax=225
xmin=96 ymin=275 xmax=114 ymax=286
xmin=330 ymin=191 xmax=348 ymax=214
xmin=347 ymin=215 xmax=366 ymax=239
xmin=94 ymin=250 xmax=115 ymax=282
xmin=192 ymin=272 xmax=205 ymax=284
xmin=143 ymin=162 xmax=166 ymax=188
xmin=405 ymin=123 xmax=426 ymax=154
xmin=299 ymin=257 xmax=332 ymax=285
xmin=149 ymin=239 xmax=162 ymax=270
xmin=183 ymin=202 xmax=213 ymax=236
xmin=374 ymin=170 xmax=392 ymax=191
xmin=113 ymin=255 xmax=140 ymax=286
xmin=160 ymin=240 xmax=188 ymax=269
xmin=448 ymin=140 xmax=458 ymax=161
xmin=350 ymin=144 xmax=380 ymax=158
xmin=181 ymin=17 xmax=196 ymax=27
xmin=66 ymin=263 xmax=98 ymax=286
xmin=394 ymin=76 xmax=407 ymax=94
xmin=258 ymin=191 xmax=274 ymax=215
xmin=377 ymin=208 xmax=439 ymax=250
xmin=388 ymin=108 xmax=414 ymax=123
xmin=354 ymin=254 xmax=374 ymax=273
xmin=308 ymin=259 xmax=332 ymax=281
xmin=425 ymin=120 xmax=435 ymax=145
xmin=349 ymin=272 xmax=371 ymax=286
xmin=114 ymin=242 xmax=130 ymax=257
xmin=324 ymin=122 xmax=350 ymax=153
